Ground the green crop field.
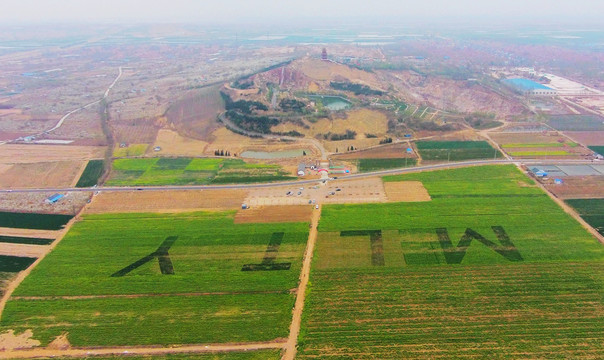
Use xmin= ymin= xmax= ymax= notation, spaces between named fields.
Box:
xmin=548 ymin=115 xmax=604 ymax=131
xmin=0 ymin=212 xmax=72 ymax=230
xmin=0 ymin=255 xmax=36 ymax=272
xmin=566 ymin=198 xmax=604 ymax=236
xmin=298 ymin=165 xmax=604 ymax=359
xmin=75 ymin=160 xmax=105 ymax=188
xmin=1 ymin=211 xmax=308 ymax=347
xmin=357 ymin=158 xmax=417 ymax=172
xmin=589 ymin=146 xmax=604 ymax=155
xmin=106 ymin=158 xmax=294 ymax=186
xmin=415 ymin=141 xmax=501 ymax=161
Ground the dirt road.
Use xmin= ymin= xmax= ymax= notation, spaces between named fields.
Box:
xmin=282 ymin=205 xmax=321 ymax=360
xmin=0 ymin=341 xmax=285 ymax=359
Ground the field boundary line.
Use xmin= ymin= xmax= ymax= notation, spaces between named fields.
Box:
xmin=0 ymin=341 xmax=286 ymax=359
xmin=282 ymin=205 xmax=321 ymax=360
xmin=11 ymin=289 xmax=294 ymax=301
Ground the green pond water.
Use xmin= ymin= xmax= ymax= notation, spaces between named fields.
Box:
xmin=307 ymin=95 xmax=352 ymax=110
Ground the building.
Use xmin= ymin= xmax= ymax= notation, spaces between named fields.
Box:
xmin=321 ymin=48 xmax=328 ymax=61
xmin=45 ymin=193 xmax=64 ymax=204
xmin=503 ymin=78 xmax=557 ymax=96
xmin=297 ymin=163 xmax=306 ymax=177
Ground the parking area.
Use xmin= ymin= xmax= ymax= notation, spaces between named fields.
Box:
xmin=244 ymin=177 xmax=387 ymax=206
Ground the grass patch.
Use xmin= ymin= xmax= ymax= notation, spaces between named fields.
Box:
xmin=416 ymin=141 xmax=501 ymax=161
xmin=2 ymin=211 xmax=308 ymax=346
xmin=75 ymin=160 xmax=104 ymax=188
xmin=107 ymin=158 xmax=293 ymax=186
xmin=358 ymin=158 xmax=417 ymax=172
xmin=298 ymin=165 xmax=604 ymax=358
xmin=0 ymin=212 xmax=72 ymax=230
xmin=113 ymin=144 xmax=149 ymax=157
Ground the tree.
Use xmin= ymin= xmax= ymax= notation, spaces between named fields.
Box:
xmin=220 ymin=150 xmax=224 ymax=156
xmin=303 ymin=151 xmax=307 ymax=156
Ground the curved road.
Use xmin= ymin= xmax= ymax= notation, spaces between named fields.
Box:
xmin=0 ymin=158 xmax=597 ymax=194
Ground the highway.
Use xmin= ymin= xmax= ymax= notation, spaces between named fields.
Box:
xmin=0 ymin=158 xmax=598 ymax=194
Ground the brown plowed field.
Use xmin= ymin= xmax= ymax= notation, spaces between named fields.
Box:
xmin=384 ymin=181 xmax=431 ymax=202
xmin=0 ymin=145 xmax=105 ymax=164
xmin=234 ymin=205 xmax=312 ymax=224
xmin=152 ymin=129 xmax=209 ymax=156
xmin=564 ymin=131 xmax=604 ymax=145
xmin=85 ymin=189 xmax=247 ymax=214
xmin=0 ymin=161 xmax=85 ymax=189
xmin=543 ymin=176 xmax=604 ymax=199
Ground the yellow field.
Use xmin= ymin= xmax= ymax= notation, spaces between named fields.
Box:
xmin=152 ymin=129 xmax=208 ymax=156
xmin=113 ymin=143 xmax=148 ymax=157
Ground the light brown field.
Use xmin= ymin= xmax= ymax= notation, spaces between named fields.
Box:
xmin=234 ymin=205 xmax=312 ymax=224
xmin=207 ymin=127 xmax=297 ymax=155
xmin=0 ymin=192 xmax=90 ymax=215
xmin=0 ymin=144 xmax=105 ymax=164
xmin=0 ymin=227 xmax=57 ymax=240
xmin=85 ymin=189 xmax=247 ymax=214
xmin=489 ymin=132 xmax=565 ymax=145
xmin=0 ymin=161 xmax=85 ymax=189
xmin=0 ymin=243 xmax=48 ymax=258
xmin=152 ymin=129 xmax=208 ymax=156
xmin=295 ymin=59 xmax=384 ymax=90
xmin=544 ymin=176 xmax=604 ymax=199
xmin=564 ymin=131 xmax=604 ymax=146
xmin=384 ymin=181 xmax=431 ymax=202
xmin=273 ymin=109 xmax=388 ymax=139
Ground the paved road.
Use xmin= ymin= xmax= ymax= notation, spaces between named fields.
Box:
xmin=0 ymin=159 xmax=598 ymax=194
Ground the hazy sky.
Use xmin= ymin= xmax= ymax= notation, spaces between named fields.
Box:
xmin=1 ymin=0 xmax=602 ymax=24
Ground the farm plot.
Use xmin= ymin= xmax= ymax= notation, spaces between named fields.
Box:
xmin=113 ymin=144 xmax=149 ymax=157
xmin=357 ymin=158 xmax=417 ymax=172
xmin=566 ymin=199 xmax=604 ymax=236
xmin=415 ymin=141 xmax=501 ymax=161
xmin=297 ymin=165 xmax=604 ymax=359
xmin=106 ymin=158 xmax=294 ymax=186
xmin=75 ymin=160 xmax=104 ymax=187
xmin=45 ymin=351 xmax=282 ymax=360
xmin=548 ymin=114 xmax=604 ymax=131
xmin=0 ymin=161 xmax=85 ymax=189
xmin=590 ymin=146 xmax=604 ymax=155
xmin=0 ymin=212 xmax=72 ymax=230
xmin=1 ymin=211 xmax=309 ymax=347
xmin=491 ymin=132 xmax=589 ymax=158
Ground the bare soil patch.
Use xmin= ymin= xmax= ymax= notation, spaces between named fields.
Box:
xmin=235 ymin=205 xmax=312 ymax=224
xmin=0 ymin=330 xmax=40 ymax=351
xmin=0 ymin=243 xmax=48 ymax=257
xmin=384 ymin=181 xmax=431 ymax=202
xmin=0 ymin=227 xmax=57 ymax=240
xmin=112 ymin=117 xmax=159 ymax=144
xmin=85 ymin=189 xmax=247 ymax=214
xmin=0 ymin=161 xmax=85 ymax=189
xmin=564 ymin=131 xmax=604 ymax=146
xmin=152 ymin=129 xmax=209 ymax=156
xmin=543 ymin=176 xmax=604 ymax=199
xmin=0 ymin=192 xmax=90 ymax=215
xmin=0 ymin=144 xmax=105 ymax=164
xmin=167 ymin=85 xmax=224 ymax=141
xmin=296 ymin=59 xmax=383 ymax=90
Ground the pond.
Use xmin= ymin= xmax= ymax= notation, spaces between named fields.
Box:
xmin=307 ymin=95 xmax=352 ymax=111
xmin=240 ymin=149 xmax=310 ymax=159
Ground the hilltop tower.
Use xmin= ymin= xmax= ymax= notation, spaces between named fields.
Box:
xmin=321 ymin=48 xmax=328 ymax=61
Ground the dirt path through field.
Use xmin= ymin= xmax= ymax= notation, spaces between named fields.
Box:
xmin=282 ymin=205 xmax=321 ymax=360
xmin=0 ymin=341 xmax=286 ymax=359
